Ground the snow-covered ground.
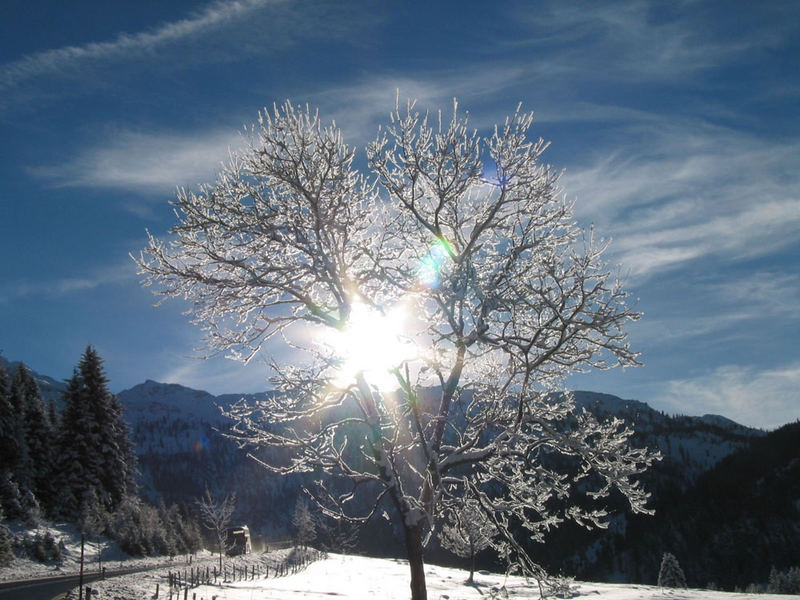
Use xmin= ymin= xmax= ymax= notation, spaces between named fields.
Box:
xmin=77 ymin=553 xmax=788 ymax=600
xmin=0 ymin=522 xmax=264 ymax=581
xmin=0 ymin=521 xmax=227 ymax=582
xmin=2 ymin=523 xmax=787 ymax=599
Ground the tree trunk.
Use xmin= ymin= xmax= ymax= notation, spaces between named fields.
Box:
xmin=404 ymin=522 xmax=427 ymax=600
xmin=468 ymin=548 xmax=475 ymax=584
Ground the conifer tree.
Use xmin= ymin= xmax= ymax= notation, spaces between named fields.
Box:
xmin=658 ymin=552 xmax=687 ymax=588
xmin=77 ymin=346 xmax=137 ymax=509
xmin=3 ymin=366 xmax=30 ymax=496
xmin=13 ymin=365 xmax=55 ymax=512
xmin=0 ymin=363 xmax=22 ymax=518
xmin=0 ymin=506 xmax=14 ymax=567
xmin=54 ymin=369 xmax=100 ymax=518
xmin=54 ymin=347 xmax=137 ymax=519
xmin=0 ymin=472 xmax=24 ymax=520
xmin=0 ymin=361 xmax=12 ymax=466
xmin=175 ymin=503 xmax=203 ymax=555
xmin=292 ymin=497 xmax=316 ymax=549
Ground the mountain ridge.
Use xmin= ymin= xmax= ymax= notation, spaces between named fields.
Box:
xmin=2 ymin=354 xmax=795 ymax=588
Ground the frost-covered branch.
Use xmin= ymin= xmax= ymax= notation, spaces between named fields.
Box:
xmin=138 ymin=98 xmax=658 ymax=600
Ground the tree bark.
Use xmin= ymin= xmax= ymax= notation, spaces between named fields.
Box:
xmin=404 ymin=522 xmax=427 ymax=600
xmin=469 ymin=548 xmax=475 ymax=584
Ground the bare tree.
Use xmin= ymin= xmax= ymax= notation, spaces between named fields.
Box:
xmin=196 ymin=488 xmax=235 ymax=572
xmin=137 ymin=99 xmax=658 ymax=600
xmin=440 ymin=498 xmax=496 ymax=584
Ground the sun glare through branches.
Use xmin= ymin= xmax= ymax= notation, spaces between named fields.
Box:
xmin=318 ymin=301 xmax=416 ymax=392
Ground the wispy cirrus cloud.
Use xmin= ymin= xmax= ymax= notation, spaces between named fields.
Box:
xmin=515 ymin=1 xmax=799 ymax=84
xmin=0 ymin=0 xmax=276 ymax=93
xmin=653 ymin=362 xmax=800 ymax=429
xmin=27 ymin=128 xmax=244 ymax=195
xmin=25 ymin=66 xmax=528 ymax=196
xmin=0 ymin=0 xmax=379 ymax=115
xmin=0 ymin=260 xmax=137 ymax=304
xmin=624 ymin=271 xmax=800 ymax=352
xmin=561 ymin=119 xmax=800 ymax=279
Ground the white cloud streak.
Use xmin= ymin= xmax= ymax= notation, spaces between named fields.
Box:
xmin=25 ymin=66 xmax=529 ymax=195
xmin=653 ymin=362 xmax=800 ymax=429
xmin=28 ymin=128 xmax=244 ymax=194
xmin=515 ymin=1 xmax=797 ymax=84
xmin=0 ymin=260 xmax=137 ymax=304
xmin=561 ymin=121 xmax=800 ymax=279
xmin=0 ymin=0 xmax=275 ymax=93
xmin=627 ymin=271 xmax=800 ymax=351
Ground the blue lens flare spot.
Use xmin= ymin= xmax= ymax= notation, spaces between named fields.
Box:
xmin=417 ymin=239 xmax=452 ymax=289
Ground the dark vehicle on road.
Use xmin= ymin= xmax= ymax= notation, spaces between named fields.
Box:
xmin=226 ymin=525 xmax=251 ymax=556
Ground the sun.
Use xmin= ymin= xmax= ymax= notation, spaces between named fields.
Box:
xmin=322 ymin=301 xmax=416 ymax=392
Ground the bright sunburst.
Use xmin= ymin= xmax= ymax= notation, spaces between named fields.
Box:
xmin=322 ymin=301 xmax=416 ymax=392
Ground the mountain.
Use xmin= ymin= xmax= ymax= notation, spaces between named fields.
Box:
xmin=593 ymin=420 xmax=800 ymax=589
xmin=497 ymin=391 xmax=774 ymax=588
xmin=0 ymin=355 xmax=67 ymax=405
xmin=117 ymin=380 xmax=302 ymax=539
xmin=570 ymin=390 xmax=763 ymax=484
xmin=115 ymin=382 xmax=770 ymax=572
xmin=2 ymin=354 xmax=791 ymax=588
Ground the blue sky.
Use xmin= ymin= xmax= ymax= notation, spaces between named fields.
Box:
xmin=1 ymin=0 xmax=798 ymax=428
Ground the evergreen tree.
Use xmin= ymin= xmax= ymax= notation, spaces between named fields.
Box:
xmin=0 ymin=361 xmax=13 ymax=468
xmin=53 ymin=369 xmax=100 ymax=518
xmin=47 ymin=399 xmax=59 ymax=431
xmin=78 ymin=346 xmax=137 ymax=508
xmin=658 ymin=552 xmax=687 ymax=588
xmin=0 ymin=363 xmax=23 ymax=519
xmin=12 ymin=365 xmax=55 ymax=512
xmin=292 ymin=497 xmax=316 ymax=549
xmin=0 ymin=506 xmax=14 ymax=567
xmin=54 ymin=347 xmax=137 ymax=518
xmin=768 ymin=566 xmax=800 ymax=594
xmin=175 ymin=503 xmax=203 ymax=555
xmin=78 ymin=486 xmax=106 ymax=537
xmin=0 ymin=472 xmax=24 ymax=520
xmin=2 ymin=366 xmax=29 ymax=497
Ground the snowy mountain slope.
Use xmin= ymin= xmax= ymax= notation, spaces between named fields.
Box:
xmin=0 ymin=354 xmax=67 ymax=406
xmin=119 ymin=380 xmax=227 ymax=456
xmin=116 ymin=380 xmax=303 ymax=538
xmin=569 ymin=391 xmax=761 ymax=482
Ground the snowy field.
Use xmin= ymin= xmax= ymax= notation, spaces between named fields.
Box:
xmin=1 ymin=524 xmax=787 ymax=600
xmin=78 ymin=553 xmax=788 ymax=600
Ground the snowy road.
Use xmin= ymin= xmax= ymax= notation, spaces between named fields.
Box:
xmin=0 ymin=564 xmax=157 ymax=600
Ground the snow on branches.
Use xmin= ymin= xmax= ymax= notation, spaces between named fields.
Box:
xmin=136 ymin=99 xmax=658 ymax=600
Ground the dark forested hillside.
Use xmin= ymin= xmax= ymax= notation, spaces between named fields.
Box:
xmin=2 ymin=355 xmax=795 ymax=585
xmin=554 ymin=420 xmax=799 ymax=590
xmin=118 ymin=381 xmax=309 ymax=540
xmin=627 ymin=421 xmax=799 ymax=589
xmin=119 ymin=383 xmax=783 ymax=579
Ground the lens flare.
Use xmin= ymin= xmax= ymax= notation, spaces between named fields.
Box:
xmin=417 ymin=239 xmax=452 ymax=289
